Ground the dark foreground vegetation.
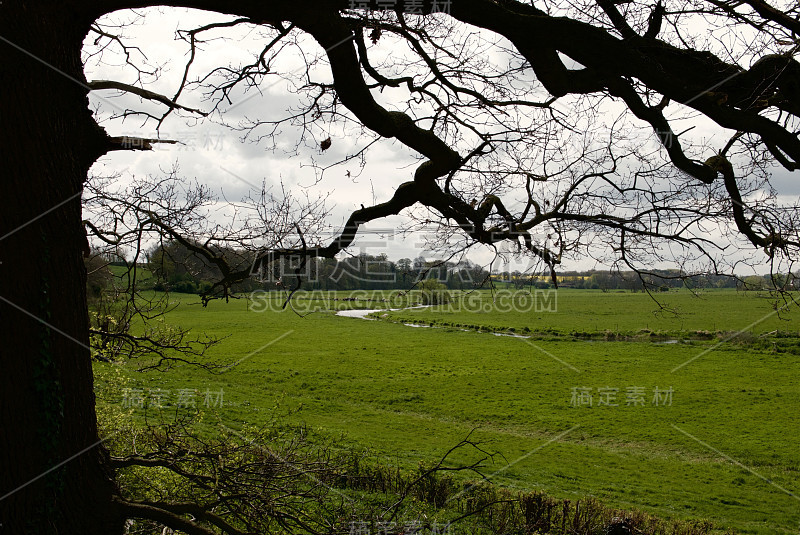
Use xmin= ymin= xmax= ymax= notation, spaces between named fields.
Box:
xmin=108 ymin=414 xmax=729 ymax=535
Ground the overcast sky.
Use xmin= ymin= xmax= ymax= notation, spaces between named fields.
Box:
xmin=84 ymin=7 xmax=798 ymax=276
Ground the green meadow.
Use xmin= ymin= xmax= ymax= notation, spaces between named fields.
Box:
xmin=94 ymin=289 xmax=800 ymax=533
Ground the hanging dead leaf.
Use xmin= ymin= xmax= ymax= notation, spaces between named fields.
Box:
xmin=320 ymin=137 xmax=332 ymax=151
xmin=369 ymin=27 xmax=382 ymax=44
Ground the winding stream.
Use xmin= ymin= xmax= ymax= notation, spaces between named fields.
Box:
xmin=335 ymin=305 xmax=431 ymax=321
xmin=336 ymin=306 xmax=682 ymax=343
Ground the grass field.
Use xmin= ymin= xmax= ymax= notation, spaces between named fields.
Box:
xmin=94 ymin=288 xmax=800 ymax=534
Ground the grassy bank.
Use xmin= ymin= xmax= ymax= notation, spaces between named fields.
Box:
xmin=94 ymin=289 xmax=800 ymax=533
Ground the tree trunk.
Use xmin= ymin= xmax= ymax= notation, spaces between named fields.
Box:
xmin=0 ymin=3 xmax=122 ymax=533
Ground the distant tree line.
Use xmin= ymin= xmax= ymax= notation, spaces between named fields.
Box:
xmin=118 ymin=241 xmax=799 ymax=295
xmin=147 ymin=241 xmax=259 ymax=294
xmin=145 ymin=241 xmax=491 ymax=294
xmin=493 ymin=269 xmax=799 ymax=292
